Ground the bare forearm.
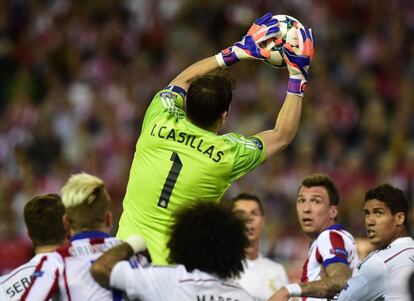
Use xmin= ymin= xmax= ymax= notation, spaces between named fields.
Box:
xmin=169 ymin=56 xmax=220 ymax=91
xmin=91 ymin=243 xmax=134 ymax=288
xmin=300 ymin=263 xmax=351 ymax=298
xmin=274 ymin=93 xmax=302 ymax=144
xmin=299 ymin=276 xmax=348 ymax=298
xmin=256 ymin=93 xmax=302 ymax=159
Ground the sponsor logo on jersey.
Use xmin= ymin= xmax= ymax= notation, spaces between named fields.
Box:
xmin=160 ymin=91 xmax=175 ymax=99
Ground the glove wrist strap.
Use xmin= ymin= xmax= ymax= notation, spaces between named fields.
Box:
xmin=287 ymin=76 xmax=307 ymax=97
xmin=216 ymin=47 xmax=239 ymax=68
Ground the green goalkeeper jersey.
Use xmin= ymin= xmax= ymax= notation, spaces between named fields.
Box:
xmin=117 ymin=86 xmax=265 ymax=264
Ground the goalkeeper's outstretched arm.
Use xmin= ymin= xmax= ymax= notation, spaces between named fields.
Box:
xmin=256 ymin=27 xmax=314 ymax=161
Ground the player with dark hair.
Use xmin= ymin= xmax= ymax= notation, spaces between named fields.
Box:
xmin=91 ymin=201 xmax=254 ymax=300
xmin=270 ymin=173 xmax=359 ymax=301
xmin=337 ymin=184 xmax=414 ymax=301
xmin=226 ymin=193 xmax=289 ymax=300
xmin=0 ymin=194 xmax=67 ymax=301
xmin=117 ymin=12 xmax=315 ymax=265
xmin=21 ymin=173 xmax=147 ymax=301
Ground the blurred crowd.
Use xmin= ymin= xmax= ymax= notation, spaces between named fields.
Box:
xmin=1 ymin=0 xmax=414 ymax=280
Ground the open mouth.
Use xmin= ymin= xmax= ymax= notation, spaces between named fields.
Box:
xmin=366 ymin=229 xmax=376 ymax=238
xmin=302 ymin=218 xmax=312 ymax=225
xmin=246 ymin=227 xmax=255 ymax=235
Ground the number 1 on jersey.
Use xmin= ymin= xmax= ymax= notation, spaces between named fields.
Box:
xmin=158 ymin=152 xmax=183 ymax=208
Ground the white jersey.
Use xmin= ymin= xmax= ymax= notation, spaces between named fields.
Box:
xmin=21 ymin=231 xmax=144 ymax=301
xmin=236 ymin=255 xmax=289 ymax=301
xmin=0 ymin=253 xmax=46 ymax=301
xmin=337 ymin=236 xmax=414 ymax=301
xmin=110 ymin=261 xmax=254 ymax=301
xmin=300 ymin=224 xmax=359 ymax=301
xmin=0 ymin=285 xmax=7 ymax=301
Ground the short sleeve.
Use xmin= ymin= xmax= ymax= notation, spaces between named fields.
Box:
xmin=110 ymin=261 xmax=158 ymax=300
xmin=337 ymin=254 xmax=385 ymax=301
xmin=142 ymin=86 xmax=186 ymax=130
xmin=225 ymin=133 xmax=266 ymax=181
xmin=316 ymin=231 xmax=350 ymax=267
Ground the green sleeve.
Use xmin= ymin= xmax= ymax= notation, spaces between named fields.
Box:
xmin=225 ymin=133 xmax=266 ymax=182
xmin=142 ymin=86 xmax=186 ymax=131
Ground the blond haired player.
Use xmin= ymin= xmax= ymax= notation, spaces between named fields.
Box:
xmin=21 ymin=173 xmax=146 ymax=301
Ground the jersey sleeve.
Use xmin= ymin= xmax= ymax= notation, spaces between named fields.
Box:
xmin=142 ymin=85 xmax=186 ymax=131
xmin=316 ymin=230 xmax=350 ymax=267
xmin=225 ymin=133 xmax=266 ymax=182
xmin=110 ymin=261 xmax=155 ymax=299
xmin=337 ymin=254 xmax=386 ymax=301
xmin=20 ymin=254 xmax=62 ymax=301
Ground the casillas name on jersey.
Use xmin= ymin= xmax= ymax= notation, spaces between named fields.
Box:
xmin=149 ymin=123 xmax=224 ymax=163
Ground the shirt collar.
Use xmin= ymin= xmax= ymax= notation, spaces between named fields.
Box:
xmin=389 ymin=236 xmax=414 ymax=246
xmin=70 ymin=230 xmax=110 ymax=241
xmin=325 ymin=224 xmax=345 ymax=231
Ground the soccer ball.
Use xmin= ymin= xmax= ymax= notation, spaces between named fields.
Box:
xmin=263 ymin=14 xmax=304 ymax=68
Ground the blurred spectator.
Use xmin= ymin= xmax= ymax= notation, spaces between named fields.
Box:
xmin=1 ymin=0 xmax=414 ymax=277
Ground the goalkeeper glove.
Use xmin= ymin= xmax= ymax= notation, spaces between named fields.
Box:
xmin=283 ymin=27 xmax=314 ymax=97
xmin=216 ymin=12 xmax=280 ymax=68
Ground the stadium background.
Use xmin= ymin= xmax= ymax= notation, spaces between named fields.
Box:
xmin=0 ymin=0 xmax=413 ymax=280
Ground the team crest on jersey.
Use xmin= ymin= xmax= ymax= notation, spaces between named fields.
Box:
xmin=329 ymin=247 xmax=348 ymax=258
xmin=251 ymin=137 xmax=263 ymax=150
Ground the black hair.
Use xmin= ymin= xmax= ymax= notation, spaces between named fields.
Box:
xmin=301 ymin=173 xmax=340 ymax=206
xmin=227 ymin=193 xmax=264 ymax=215
xmin=167 ymin=201 xmax=249 ymax=279
xmin=186 ymin=73 xmax=233 ymax=129
xmin=365 ymin=184 xmax=410 ymax=228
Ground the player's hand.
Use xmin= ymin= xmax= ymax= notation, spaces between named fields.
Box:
xmin=246 ymin=12 xmax=281 ymax=44
xmin=216 ymin=13 xmax=280 ymax=68
xmin=283 ymin=27 xmax=314 ymax=97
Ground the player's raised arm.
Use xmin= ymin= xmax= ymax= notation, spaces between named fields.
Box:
xmin=169 ymin=13 xmax=280 ymax=91
xmin=256 ymin=27 xmax=314 ymax=161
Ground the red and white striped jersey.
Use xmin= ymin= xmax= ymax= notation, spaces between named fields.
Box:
xmin=21 ymin=231 xmax=145 ymax=301
xmin=337 ymin=236 xmax=414 ymax=301
xmin=300 ymin=224 xmax=359 ymax=301
xmin=0 ymin=254 xmax=47 ymax=301
xmin=110 ymin=262 xmax=254 ymax=300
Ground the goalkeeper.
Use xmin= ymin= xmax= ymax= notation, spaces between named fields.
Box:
xmin=117 ymin=13 xmax=315 ymax=264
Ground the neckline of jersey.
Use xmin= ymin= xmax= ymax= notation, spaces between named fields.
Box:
xmin=70 ymin=230 xmax=110 ymax=241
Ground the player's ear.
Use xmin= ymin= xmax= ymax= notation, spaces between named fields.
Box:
xmin=63 ymin=214 xmax=71 ymax=237
xmin=395 ymin=212 xmax=405 ymax=226
xmin=106 ymin=211 xmax=113 ymax=230
xmin=221 ymin=111 xmax=229 ymax=123
xmin=329 ymin=205 xmax=338 ymax=220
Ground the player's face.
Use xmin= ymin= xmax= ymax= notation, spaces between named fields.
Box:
xmin=363 ymin=199 xmax=404 ymax=249
xmin=296 ymin=186 xmax=338 ymax=238
xmin=232 ymin=199 xmax=264 ymax=243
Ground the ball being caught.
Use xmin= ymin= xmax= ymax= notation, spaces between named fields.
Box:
xmin=263 ymin=14 xmax=305 ymax=68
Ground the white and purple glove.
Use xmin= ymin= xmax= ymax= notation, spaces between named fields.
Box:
xmin=216 ymin=12 xmax=281 ymax=68
xmin=283 ymin=27 xmax=314 ymax=97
